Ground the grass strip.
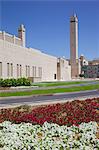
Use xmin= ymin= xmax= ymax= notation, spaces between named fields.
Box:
xmin=0 ymin=84 xmax=99 ymax=97
xmin=32 ymin=80 xmax=98 ymax=87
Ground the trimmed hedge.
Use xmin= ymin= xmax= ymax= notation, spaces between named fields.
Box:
xmin=0 ymin=78 xmax=31 ymax=87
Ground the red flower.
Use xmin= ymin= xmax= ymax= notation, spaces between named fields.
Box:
xmin=0 ymin=97 xmax=99 ymax=126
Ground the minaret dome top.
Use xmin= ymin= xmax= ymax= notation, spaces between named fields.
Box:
xmin=18 ymin=24 xmax=25 ymax=31
xmin=70 ymin=14 xmax=78 ymax=22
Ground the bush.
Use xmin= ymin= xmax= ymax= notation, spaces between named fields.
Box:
xmin=22 ymin=78 xmax=31 ymax=86
xmin=0 ymin=78 xmax=3 ymax=87
xmin=0 ymin=78 xmax=31 ymax=87
xmin=17 ymin=78 xmax=31 ymax=86
xmin=1 ymin=79 xmax=12 ymax=87
xmin=10 ymin=78 xmax=17 ymax=87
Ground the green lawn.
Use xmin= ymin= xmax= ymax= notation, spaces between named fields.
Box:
xmin=0 ymin=84 xmax=99 ymax=97
xmin=32 ymin=80 xmax=98 ymax=87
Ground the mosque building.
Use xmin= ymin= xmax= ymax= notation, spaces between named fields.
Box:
xmin=1 ymin=14 xmax=89 ymax=81
xmin=0 ymin=24 xmax=71 ymax=82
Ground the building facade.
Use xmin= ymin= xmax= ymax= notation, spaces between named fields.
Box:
xmin=70 ymin=14 xmax=80 ymax=78
xmin=88 ymin=59 xmax=99 ymax=65
xmin=79 ymin=55 xmax=88 ymax=74
xmin=0 ymin=25 xmax=71 ymax=82
xmin=80 ymin=56 xmax=99 ymax=78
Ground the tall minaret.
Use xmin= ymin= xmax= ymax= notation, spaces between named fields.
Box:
xmin=18 ymin=24 xmax=25 ymax=47
xmin=70 ymin=14 xmax=79 ymax=78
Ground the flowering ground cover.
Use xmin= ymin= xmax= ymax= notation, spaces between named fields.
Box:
xmin=0 ymin=98 xmax=99 ymax=126
xmin=0 ymin=121 xmax=99 ymax=149
xmin=0 ymin=98 xmax=99 ymax=149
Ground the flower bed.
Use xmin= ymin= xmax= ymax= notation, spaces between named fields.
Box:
xmin=0 ymin=98 xmax=99 ymax=126
xmin=0 ymin=121 xmax=99 ymax=149
xmin=0 ymin=98 xmax=99 ymax=149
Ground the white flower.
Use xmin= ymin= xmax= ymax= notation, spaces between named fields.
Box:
xmin=0 ymin=121 xmax=99 ymax=149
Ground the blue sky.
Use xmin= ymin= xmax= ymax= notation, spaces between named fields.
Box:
xmin=0 ymin=0 xmax=99 ymax=60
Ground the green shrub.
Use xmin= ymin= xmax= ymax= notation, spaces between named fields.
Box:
xmin=1 ymin=79 xmax=12 ymax=87
xmin=0 ymin=78 xmax=3 ymax=87
xmin=16 ymin=78 xmax=31 ymax=86
xmin=0 ymin=78 xmax=31 ymax=87
xmin=17 ymin=78 xmax=24 ymax=86
xmin=10 ymin=78 xmax=17 ymax=87
xmin=22 ymin=78 xmax=31 ymax=86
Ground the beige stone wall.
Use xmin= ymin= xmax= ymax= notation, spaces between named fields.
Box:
xmin=0 ymin=32 xmax=71 ymax=81
xmin=0 ymin=39 xmax=60 ymax=81
xmin=57 ymin=58 xmax=71 ymax=81
xmin=0 ymin=31 xmax=23 ymax=46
